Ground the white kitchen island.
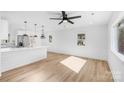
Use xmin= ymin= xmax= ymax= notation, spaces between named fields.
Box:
xmin=0 ymin=46 xmax=47 ymax=76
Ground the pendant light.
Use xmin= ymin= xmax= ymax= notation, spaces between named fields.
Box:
xmin=23 ymin=21 xmax=28 ymax=36
xmin=34 ymin=24 xmax=37 ymax=37
xmin=41 ymin=25 xmax=45 ymax=39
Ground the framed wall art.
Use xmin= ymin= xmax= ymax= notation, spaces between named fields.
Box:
xmin=77 ymin=33 xmax=85 ymax=46
xmin=49 ymin=35 xmax=52 ymax=43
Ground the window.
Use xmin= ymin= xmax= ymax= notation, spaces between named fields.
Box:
xmin=117 ymin=19 xmax=124 ymax=55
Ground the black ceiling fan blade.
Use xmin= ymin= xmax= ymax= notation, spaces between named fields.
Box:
xmin=58 ymin=20 xmax=63 ymax=25
xmin=50 ymin=18 xmax=62 ymax=20
xmin=68 ymin=16 xmax=81 ymax=19
xmin=67 ymin=20 xmax=74 ymax=24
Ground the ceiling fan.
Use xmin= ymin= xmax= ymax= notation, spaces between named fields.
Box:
xmin=50 ymin=11 xmax=81 ymax=25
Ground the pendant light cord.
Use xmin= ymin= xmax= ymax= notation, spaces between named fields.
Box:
xmin=35 ymin=24 xmax=37 ymax=34
xmin=24 ymin=21 xmax=27 ymax=34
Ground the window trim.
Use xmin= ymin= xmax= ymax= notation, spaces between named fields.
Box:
xmin=111 ymin=16 xmax=124 ymax=61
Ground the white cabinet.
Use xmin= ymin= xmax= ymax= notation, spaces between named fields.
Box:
xmin=0 ymin=52 xmax=1 ymax=77
xmin=0 ymin=19 xmax=8 ymax=39
xmin=1 ymin=47 xmax=47 ymax=72
xmin=0 ymin=19 xmax=8 ymax=77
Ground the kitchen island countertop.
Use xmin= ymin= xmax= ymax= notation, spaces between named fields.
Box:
xmin=0 ymin=46 xmax=48 ymax=53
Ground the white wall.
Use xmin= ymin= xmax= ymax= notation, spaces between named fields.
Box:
xmin=48 ymin=25 xmax=108 ymax=60
xmin=0 ymin=11 xmax=109 ymax=61
xmin=108 ymin=12 xmax=124 ymax=82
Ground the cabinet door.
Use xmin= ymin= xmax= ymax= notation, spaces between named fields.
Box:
xmin=0 ymin=20 xmax=8 ymax=39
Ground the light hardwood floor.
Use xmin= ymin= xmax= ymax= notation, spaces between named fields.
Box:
xmin=0 ymin=52 xmax=113 ymax=82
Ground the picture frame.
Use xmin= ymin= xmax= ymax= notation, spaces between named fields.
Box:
xmin=77 ymin=33 xmax=85 ymax=46
xmin=49 ymin=35 xmax=52 ymax=43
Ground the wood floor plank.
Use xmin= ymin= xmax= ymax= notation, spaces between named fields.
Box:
xmin=0 ymin=52 xmax=113 ymax=82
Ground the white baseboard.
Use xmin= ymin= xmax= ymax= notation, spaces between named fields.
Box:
xmin=48 ymin=50 xmax=107 ymax=61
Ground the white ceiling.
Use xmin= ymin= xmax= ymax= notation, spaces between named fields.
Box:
xmin=0 ymin=11 xmax=112 ymax=31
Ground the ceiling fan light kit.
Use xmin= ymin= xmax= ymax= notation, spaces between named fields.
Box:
xmin=50 ymin=11 xmax=81 ymax=25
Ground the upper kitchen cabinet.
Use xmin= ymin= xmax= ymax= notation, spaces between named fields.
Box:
xmin=0 ymin=19 xmax=8 ymax=39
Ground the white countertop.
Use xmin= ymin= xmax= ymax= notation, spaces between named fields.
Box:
xmin=0 ymin=46 xmax=48 ymax=53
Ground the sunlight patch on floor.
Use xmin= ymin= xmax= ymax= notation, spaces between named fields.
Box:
xmin=60 ymin=56 xmax=87 ymax=73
